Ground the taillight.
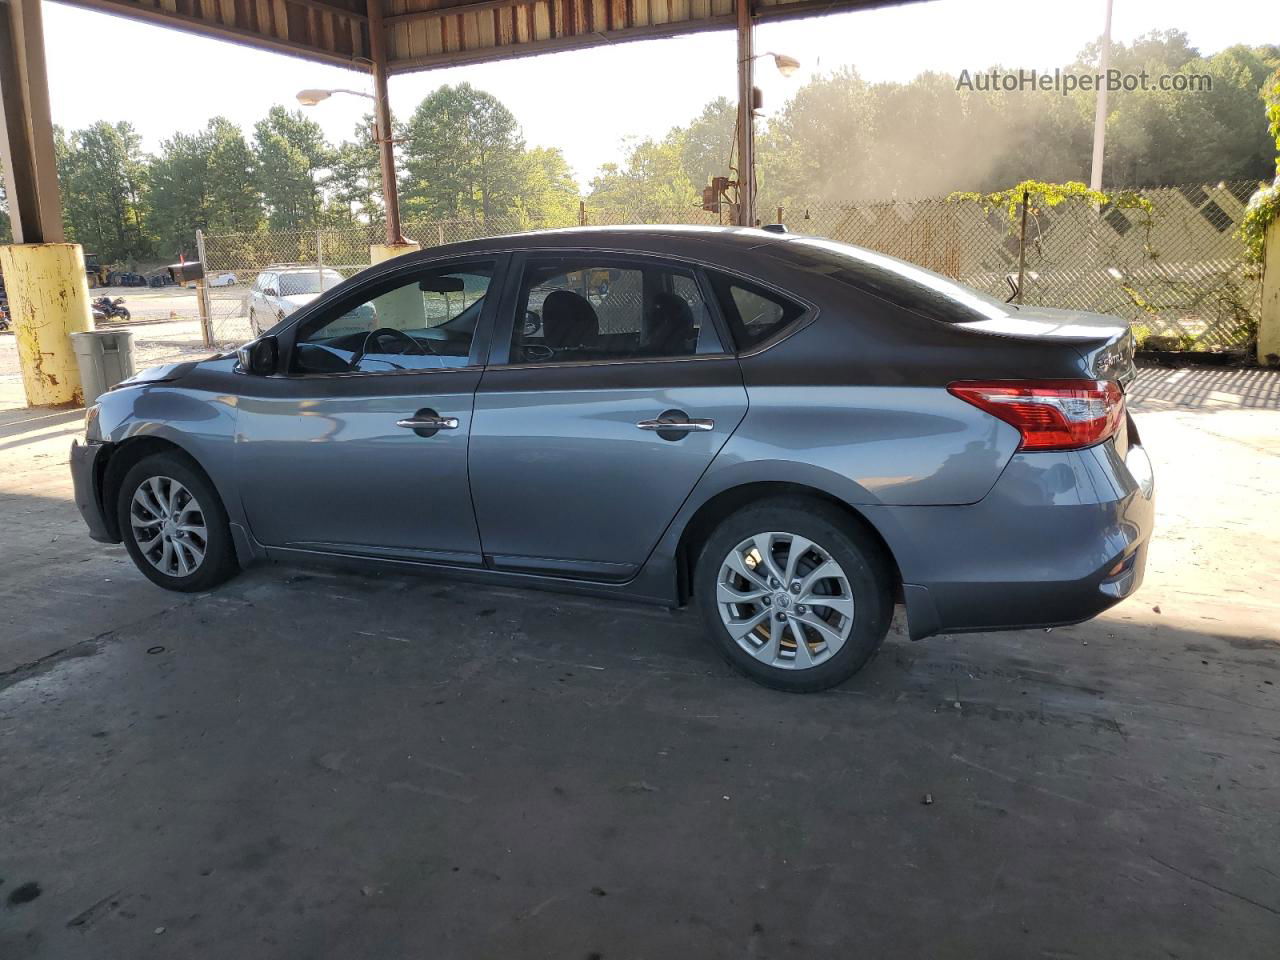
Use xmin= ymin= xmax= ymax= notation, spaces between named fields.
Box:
xmin=947 ymin=379 xmax=1125 ymax=451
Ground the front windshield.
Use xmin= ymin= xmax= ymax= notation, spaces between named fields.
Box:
xmin=279 ymin=270 xmax=344 ymax=297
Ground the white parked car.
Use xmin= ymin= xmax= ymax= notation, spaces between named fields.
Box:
xmin=247 ymin=266 xmax=347 ymax=336
xmin=207 ymin=272 xmax=238 ymax=288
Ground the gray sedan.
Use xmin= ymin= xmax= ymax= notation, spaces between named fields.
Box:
xmin=71 ymin=227 xmax=1153 ymax=691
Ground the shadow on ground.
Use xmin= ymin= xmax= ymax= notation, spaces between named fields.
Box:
xmin=2 ymin=548 xmax=1278 ymax=959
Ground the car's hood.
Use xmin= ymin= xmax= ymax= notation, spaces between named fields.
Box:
xmin=281 ymin=293 xmax=319 ymax=308
xmin=114 ymin=361 xmax=199 ymax=386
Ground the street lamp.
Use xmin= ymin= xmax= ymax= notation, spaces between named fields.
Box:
xmin=756 ymin=52 xmax=801 ymax=77
xmin=296 ymin=88 xmax=373 ymax=106
xmin=296 ymin=83 xmax=406 ymax=246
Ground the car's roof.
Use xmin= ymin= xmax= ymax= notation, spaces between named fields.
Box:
xmin=260 ymin=264 xmax=341 ymax=274
xmin=391 ymin=225 xmax=791 ymax=266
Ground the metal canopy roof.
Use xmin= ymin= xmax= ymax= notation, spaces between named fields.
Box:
xmin=53 ymin=0 xmax=928 ymax=74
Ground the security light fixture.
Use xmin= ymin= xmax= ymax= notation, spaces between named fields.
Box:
xmin=741 ymin=52 xmax=801 ymax=77
xmin=770 ymin=53 xmax=801 ymax=77
xmin=296 ymin=88 xmax=374 ymax=106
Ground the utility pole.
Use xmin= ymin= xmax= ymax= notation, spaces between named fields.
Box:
xmin=735 ymin=0 xmax=756 ymax=228
xmin=1089 ymin=0 xmax=1115 ymax=191
xmin=367 ymin=0 xmax=406 ymax=246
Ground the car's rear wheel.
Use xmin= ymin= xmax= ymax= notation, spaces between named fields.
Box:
xmin=694 ymin=498 xmax=892 ymax=692
xmin=116 ymin=452 xmax=239 ymax=593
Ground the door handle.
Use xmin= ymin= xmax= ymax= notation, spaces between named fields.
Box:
xmin=636 ymin=417 xmax=715 ymax=432
xmin=396 ymin=415 xmax=459 ymax=430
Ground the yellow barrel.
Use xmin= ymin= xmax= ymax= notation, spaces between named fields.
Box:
xmin=0 ymin=242 xmax=94 ymax=406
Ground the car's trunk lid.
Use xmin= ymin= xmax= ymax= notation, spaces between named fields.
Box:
xmin=953 ymin=304 xmax=1137 ymax=387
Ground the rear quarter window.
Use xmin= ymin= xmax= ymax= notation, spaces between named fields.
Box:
xmin=762 ymin=237 xmax=1012 ymax=325
xmin=707 ymin=272 xmax=807 ymax=352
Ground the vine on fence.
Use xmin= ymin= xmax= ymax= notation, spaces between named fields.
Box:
xmin=945 ymin=179 xmax=1154 ymax=223
xmin=1237 ymin=70 xmax=1280 ymax=264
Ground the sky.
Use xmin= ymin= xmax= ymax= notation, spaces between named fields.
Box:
xmin=40 ymin=0 xmax=1273 ymax=188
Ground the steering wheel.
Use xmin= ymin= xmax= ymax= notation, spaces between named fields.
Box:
xmin=351 ymin=327 xmax=434 ymax=368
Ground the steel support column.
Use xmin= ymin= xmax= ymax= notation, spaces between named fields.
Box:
xmin=735 ymin=0 xmax=756 ymax=228
xmin=0 ymin=0 xmax=64 ymax=243
xmin=367 ymin=0 xmax=407 ymax=246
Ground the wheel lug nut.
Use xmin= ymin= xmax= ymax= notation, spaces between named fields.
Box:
xmin=769 ymin=578 xmax=779 ymax=588
xmin=790 ymin=581 xmax=801 ymax=593
xmin=775 ymin=612 xmax=786 ymax=622
xmin=796 ymin=604 xmax=807 ymax=614
xmin=762 ymin=596 xmax=771 ymax=606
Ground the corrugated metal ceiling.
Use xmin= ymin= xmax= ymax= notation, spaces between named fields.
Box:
xmin=55 ymin=0 xmax=926 ymax=73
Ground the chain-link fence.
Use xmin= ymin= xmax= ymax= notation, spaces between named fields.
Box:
xmin=189 ymin=179 xmax=1262 ymax=350
xmin=793 ymin=180 xmax=1261 ymax=348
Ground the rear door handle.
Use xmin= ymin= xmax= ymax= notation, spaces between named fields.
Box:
xmin=636 ymin=417 xmax=715 ymax=432
xmin=396 ymin=415 xmax=459 ymax=430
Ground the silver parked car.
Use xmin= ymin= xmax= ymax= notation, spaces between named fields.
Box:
xmin=247 ymin=265 xmax=347 ymax=336
xmin=71 ymin=227 xmax=1153 ymax=691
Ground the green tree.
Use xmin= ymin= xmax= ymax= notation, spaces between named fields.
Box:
xmin=253 ymin=106 xmax=331 ymax=230
xmin=56 ymin=121 xmax=150 ymax=263
xmin=588 ymin=133 xmax=699 ymax=220
xmin=147 ymin=117 xmax=263 ymax=257
xmin=1106 ymin=44 xmax=1280 ymax=185
xmin=0 ymin=182 xmax=11 ymax=244
xmin=679 ymin=97 xmax=737 ymax=192
xmin=400 ymin=83 xmax=526 ymax=221
xmin=326 ymin=115 xmax=383 ymax=225
xmin=515 ymin=146 xmax=580 ymax=228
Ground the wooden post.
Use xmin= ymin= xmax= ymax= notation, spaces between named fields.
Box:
xmin=1259 ymin=218 xmax=1280 ymax=366
xmin=1016 ymin=189 xmax=1029 ymax=305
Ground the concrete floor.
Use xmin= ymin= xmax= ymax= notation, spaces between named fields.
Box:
xmin=1 ymin=362 xmax=1278 ymax=958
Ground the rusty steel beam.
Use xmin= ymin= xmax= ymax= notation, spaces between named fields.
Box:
xmin=368 ymin=0 xmax=406 ymax=246
xmin=735 ymin=0 xmax=755 ymax=227
xmin=287 ymin=0 xmax=370 ymax=23
xmin=382 ymin=0 xmax=534 ymax=28
xmin=386 ymin=16 xmax=737 ymax=72
xmin=0 ymin=0 xmax=64 ymax=243
xmin=54 ymin=0 xmax=370 ymax=70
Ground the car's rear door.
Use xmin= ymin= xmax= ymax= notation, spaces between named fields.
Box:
xmin=468 ymin=251 xmax=748 ymax=581
xmin=235 ymin=256 xmax=504 ymax=564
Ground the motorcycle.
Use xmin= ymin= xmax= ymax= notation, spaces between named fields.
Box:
xmin=92 ymin=296 xmax=130 ymax=322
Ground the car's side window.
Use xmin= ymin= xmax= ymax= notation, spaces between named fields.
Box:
xmin=507 ymin=257 xmax=719 ymax=365
xmin=291 ymin=261 xmax=494 ymax=375
xmin=707 ymin=271 xmax=807 ymax=352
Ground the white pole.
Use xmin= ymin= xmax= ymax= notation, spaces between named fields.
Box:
xmin=1089 ymin=0 xmax=1115 ymax=191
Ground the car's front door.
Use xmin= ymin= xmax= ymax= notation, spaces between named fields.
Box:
xmin=235 ymin=257 xmax=502 ymax=565
xmin=469 ymin=252 xmax=749 ymax=581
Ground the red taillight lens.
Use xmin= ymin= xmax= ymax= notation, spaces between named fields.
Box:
xmin=947 ymin=379 xmax=1125 ymax=451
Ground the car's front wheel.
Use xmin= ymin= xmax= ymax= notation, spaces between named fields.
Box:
xmin=116 ymin=452 xmax=240 ymax=592
xmin=695 ymin=498 xmax=893 ymax=692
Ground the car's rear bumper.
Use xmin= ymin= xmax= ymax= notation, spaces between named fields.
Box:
xmin=70 ymin=440 xmax=117 ymax=543
xmin=869 ymin=435 xmax=1154 ymax=640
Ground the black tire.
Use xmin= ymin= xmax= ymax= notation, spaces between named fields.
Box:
xmin=248 ymin=308 xmax=260 ymax=337
xmin=116 ymin=308 xmax=130 ymax=321
xmin=116 ymin=451 xmax=240 ymax=593
xmin=694 ymin=497 xmax=893 ymax=693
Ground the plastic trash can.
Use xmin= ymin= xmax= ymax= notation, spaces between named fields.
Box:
xmin=71 ymin=329 xmax=135 ymax=404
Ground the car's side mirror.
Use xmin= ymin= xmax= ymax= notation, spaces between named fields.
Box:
xmin=237 ymin=336 xmax=279 ymax=376
xmin=264 ymin=287 xmax=279 ymax=298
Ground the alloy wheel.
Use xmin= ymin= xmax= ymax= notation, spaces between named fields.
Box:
xmin=130 ymin=476 xmax=208 ymax=577
xmin=716 ymin=531 xmax=855 ymax=669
